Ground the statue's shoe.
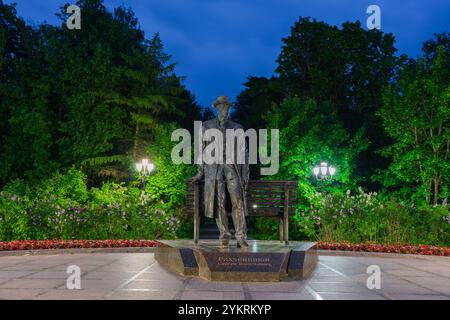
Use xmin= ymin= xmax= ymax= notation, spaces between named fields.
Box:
xmin=221 ymin=239 xmax=230 ymax=247
xmin=237 ymin=240 xmax=249 ymax=248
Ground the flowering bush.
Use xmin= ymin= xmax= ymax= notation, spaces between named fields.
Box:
xmin=45 ymin=202 xmax=89 ymax=239
xmin=0 ymin=170 xmax=185 ymax=241
xmin=297 ymin=188 xmax=450 ymax=246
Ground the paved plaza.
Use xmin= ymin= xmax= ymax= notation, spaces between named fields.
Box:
xmin=0 ymin=252 xmax=448 ymax=300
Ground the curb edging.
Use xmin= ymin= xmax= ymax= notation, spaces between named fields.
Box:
xmin=317 ymin=249 xmax=450 ymax=260
xmin=0 ymin=247 xmax=448 ymax=260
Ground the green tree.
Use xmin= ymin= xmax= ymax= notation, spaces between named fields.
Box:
xmin=265 ymin=97 xmax=369 ymax=205
xmin=275 ymin=18 xmax=399 ymax=113
xmin=0 ymin=2 xmax=59 ymax=183
xmin=234 ymin=18 xmax=400 ymax=189
xmin=378 ymin=34 xmax=450 ymax=205
xmin=51 ymin=1 xmax=200 ymax=182
xmin=232 ymin=76 xmax=285 ymax=130
xmin=0 ymin=0 xmax=201 ymax=186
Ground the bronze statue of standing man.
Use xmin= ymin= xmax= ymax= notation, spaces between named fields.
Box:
xmin=192 ymin=96 xmax=249 ymax=248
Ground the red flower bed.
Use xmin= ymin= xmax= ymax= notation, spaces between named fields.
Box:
xmin=0 ymin=240 xmax=158 ymax=251
xmin=0 ymin=240 xmax=448 ymax=256
xmin=316 ymin=242 xmax=450 ymax=256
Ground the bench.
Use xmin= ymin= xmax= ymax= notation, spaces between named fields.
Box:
xmin=186 ymin=180 xmax=298 ymax=245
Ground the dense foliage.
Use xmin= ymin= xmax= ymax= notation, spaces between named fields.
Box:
xmin=0 ymin=168 xmax=190 ymax=241
xmin=264 ymin=97 xmax=369 ymax=205
xmin=0 ymin=2 xmax=448 ymax=246
xmin=250 ymin=189 xmax=450 ymax=246
xmin=300 ymin=189 xmax=450 ymax=245
xmin=234 ymin=18 xmax=448 ymax=205
xmin=239 ymin=19 xmax=449 ymax=245
xmin=0 ymin=0 xmax=199 ymax=241
xmin=0 ymin=0 xmax=200 ymax=185
xmin=234 ymin=18 xmax=400 ymax=188
xmin=378 ymin=43 xmax=449 ymax=205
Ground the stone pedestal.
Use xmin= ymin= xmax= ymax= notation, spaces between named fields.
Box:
xmin=155 ymin=240 xmax=317 ymax=282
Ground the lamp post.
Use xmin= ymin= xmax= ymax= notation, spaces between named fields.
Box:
xmin=313 ymin=162 xmax=336 ymax=194
xmin=136 ymin=159 xmax=154 ymax=217
xmin=136 ymin=159 xmax=155 ymax=192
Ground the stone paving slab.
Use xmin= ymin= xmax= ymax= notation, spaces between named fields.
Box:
xmin=0 ymin=252 xmax=447 ymax=300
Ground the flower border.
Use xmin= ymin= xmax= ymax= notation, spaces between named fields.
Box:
xmin=0 ymin=240 xmax=448 ymax=256
xmin=316 ymin=242 xmax=450 ymax=256
xmin=0 ymin=240 xmax=157 ymax=251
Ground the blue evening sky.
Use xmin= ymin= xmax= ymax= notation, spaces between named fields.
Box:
xmin=5 ymin=0 xmax=450 ymax=107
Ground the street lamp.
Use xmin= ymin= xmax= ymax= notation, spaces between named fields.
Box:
xmin=313 ymin=162 xmax=336 ymax=181
xmin=136 ymin=158 xmax=155 ymax=191
xmin=313 ymin=162 xmax=336 ymax=195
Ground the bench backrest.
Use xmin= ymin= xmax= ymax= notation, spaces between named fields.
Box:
xmin=185 ymin=180 xmax=298 ymax=217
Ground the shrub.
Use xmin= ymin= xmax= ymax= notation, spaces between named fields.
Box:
xmin=0 ymin=168 xmax=187 ymax=241
xmin=30 ymin=168 xmax=88 ymax=204
xmin=88 ymin=182 xmax=183 ymax=240
xmin=0 ymin=192 xmax=29 ymax=240
xmin=298 ymin=188 xmax=450 ymax=246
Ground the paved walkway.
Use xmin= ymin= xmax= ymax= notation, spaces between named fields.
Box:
xmin=0 ymin=252 xmax=448 ymax=300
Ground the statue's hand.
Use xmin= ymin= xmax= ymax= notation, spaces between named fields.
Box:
xmin=190 ymin=173 xmax=203 ymax=183
xmin=243 ymin=178 xmax=249 ymax=190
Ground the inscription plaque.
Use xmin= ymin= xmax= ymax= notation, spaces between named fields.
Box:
xmin=155 ymin=240 xmax=317 ymax=282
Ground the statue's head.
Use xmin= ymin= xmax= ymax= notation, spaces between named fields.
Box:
xmin=212 ymin=96 xmax=231 ymax=122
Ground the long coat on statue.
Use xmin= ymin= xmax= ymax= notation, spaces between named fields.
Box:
xmin=196 ymin=118 xmax=249 ymax=219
